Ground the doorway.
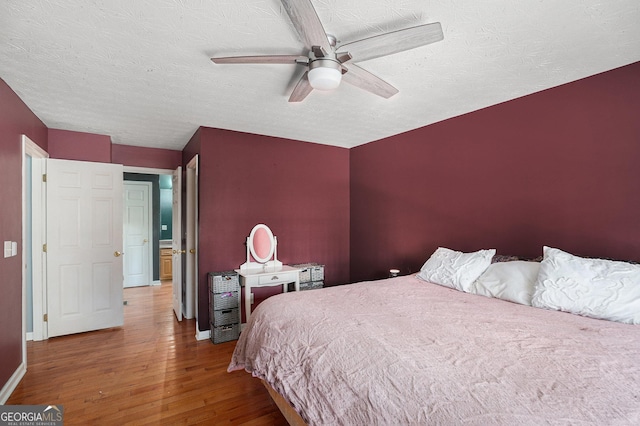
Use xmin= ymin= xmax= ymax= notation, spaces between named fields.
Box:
xmin=22 ymin=163 xmax=183 ymax=343
xmin=22 ymin=135 xmax=48 ymax=343
xmin=122 ymin=166 xmax=184 ymax=322
xmin=123 ymin=171 xmax=174 ymax=285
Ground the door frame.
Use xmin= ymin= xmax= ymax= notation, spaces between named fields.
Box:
xmin=185 ymin=157 xmax=196 ymax=321
xmin=7 ymin=134 xmax=48 ymax=402
xmin=22 ymin=135 xmax=48 ymax=343
xmin=186 ymin=155 xmax=206 ymax=340
xmin=172 ymin=166 xmax=183 ymax=322
xmin=123 ymin=166 xmax=184 ymax=316
xmin=123 ymin=181 xmax=153 ymax=288
xmin=123 ymin=166 xmax=174 ymax=287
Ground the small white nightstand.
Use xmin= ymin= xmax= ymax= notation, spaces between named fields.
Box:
xmin=235 ymin=265 xmax=300 ymax=323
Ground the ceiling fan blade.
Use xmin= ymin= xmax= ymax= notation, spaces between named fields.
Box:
xmin=337 ymin=22 xmax=443 ymax=63
xmin=288 ymin=71 xmax=314 ymax=102
xmin=281 ymin=0 xmax=332 ymax=52
xmin=211 ymin=55 xmax=307 ymax=65
xmin=342 ymin=64 xmax=398 ymax=99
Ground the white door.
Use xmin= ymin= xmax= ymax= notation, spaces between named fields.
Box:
xmin=172 ymin=166 xmax=183 ymax=321
xmin=46 ymin=159 xmax=124 ymax=337
xmin=185 ymin=156 xmax=198 ymax=321
xmin=123 ymin=182 xmax=152 ymax=288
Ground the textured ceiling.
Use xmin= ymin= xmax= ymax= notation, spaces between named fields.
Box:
xmin=1 ymin=0 xmax=639 ymax=150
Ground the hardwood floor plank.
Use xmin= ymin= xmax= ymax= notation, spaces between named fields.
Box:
xmin=7 ymin=283 xmax=288 ymax=425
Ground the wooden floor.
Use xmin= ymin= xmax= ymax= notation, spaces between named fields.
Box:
xmin=7 ymin=282 xmax=288 ymax=425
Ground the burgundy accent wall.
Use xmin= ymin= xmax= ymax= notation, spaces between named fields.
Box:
xmin=350 ymin=62 xmax=640 ymax=283
xmin=193 ymin=127 xmax=350 ymax=330
xmin=0 ymin=79 xmax=47 ymax=388
xmin=112 ymin=144 xmax=182 ymax=170
xmin=182 ymin=127 xmax=201 ymax=166
xmin=49 ymin=128 xmax=182 ymax=169
xmin=48 ymin=128 xmax=111 ymax=162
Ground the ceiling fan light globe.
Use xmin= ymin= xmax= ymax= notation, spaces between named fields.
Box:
xmin=308 ymin=66 xmax=342 ymax=91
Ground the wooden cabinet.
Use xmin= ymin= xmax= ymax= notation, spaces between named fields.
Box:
xmin=160 ymin=248 xmax=172 ymax=281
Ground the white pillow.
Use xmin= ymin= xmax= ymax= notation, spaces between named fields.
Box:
xmin=417 ymin=247 xmax=496 ymax=292
xmin=471 ymin=261 xmax=540 ymax=305
xmin=532 ymin=246 xmax=640 ymax=324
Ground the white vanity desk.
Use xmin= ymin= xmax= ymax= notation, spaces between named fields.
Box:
xmin=236 ymin=265 xmax=300 ymax=323
xmin=237 ymin=223 xmax=301 ymax=324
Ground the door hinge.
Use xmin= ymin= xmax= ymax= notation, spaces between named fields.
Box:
xmin=43 ymin=313 xmax=48 ymax=322
xmin=42 ymin=173 xmax=47 ymax=182
xmin=42 ymin=243 xmax=47 ymax=252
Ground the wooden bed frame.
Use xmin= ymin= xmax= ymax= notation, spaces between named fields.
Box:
xmin=261 ymin=380 xmax=307 ymax=426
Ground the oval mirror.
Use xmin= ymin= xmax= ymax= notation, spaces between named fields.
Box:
xmin=248 ymin=224 xmax=275 ymax=264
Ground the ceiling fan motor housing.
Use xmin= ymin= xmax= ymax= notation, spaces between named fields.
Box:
xmin=308 ymin=58 xmax=342 ymax=91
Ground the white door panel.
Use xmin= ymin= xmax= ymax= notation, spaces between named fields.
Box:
xmin=46 ymin=159 xmax=124 ymax=337
xmin=185 ymin=156 xmax=198 ymax=321
xmin=172 ymin=166 xmax=183 ymax=321
xmin=123 ymin=182 xmax=151 ymax=287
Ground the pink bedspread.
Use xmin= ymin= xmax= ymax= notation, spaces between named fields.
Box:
xmin=228 ymin=275 xmax=640 ymax=425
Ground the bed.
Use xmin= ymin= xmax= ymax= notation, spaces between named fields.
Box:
xmin=228 ymin=247 xmax=640 ymax=425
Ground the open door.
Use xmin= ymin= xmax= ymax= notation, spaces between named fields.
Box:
xmin=172 ymin=166 xmax=183 ymax=321
xmin=185 ymin=156 xmax=198 ymax=321
xmin=46 ymin=159 xmax=124 ymax=337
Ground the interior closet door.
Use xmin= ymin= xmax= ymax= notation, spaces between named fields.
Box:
xmin=46 ymin=159 xmax=124 ymax=337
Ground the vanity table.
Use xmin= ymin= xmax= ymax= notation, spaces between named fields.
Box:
xmin=236 ymin=223 xmax=301 ymax=323
xmin=236 ymin=265 xmax=300 ymax=323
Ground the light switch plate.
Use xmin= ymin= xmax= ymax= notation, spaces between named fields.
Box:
xmin=161 ymin=225 xmax=168 ymax=230
xmin=11 ymin=241 xmax=18 ymax=256
xmin=4 ymin=241 xmax=11 ymax=258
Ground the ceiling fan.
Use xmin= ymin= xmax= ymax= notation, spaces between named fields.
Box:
xmin=210 ymin=0 xmax=443 ymax=102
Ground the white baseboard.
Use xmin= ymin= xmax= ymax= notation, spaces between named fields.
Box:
xmin=195 ymin=328 xmax=211 ymax=341
xmin=0 ymin=362 xmax=26 ymax=404
xmin=26 ymin=332 xmax=33 ymax=341
xmin=152 ymin=280 xmax=161 ymax=286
